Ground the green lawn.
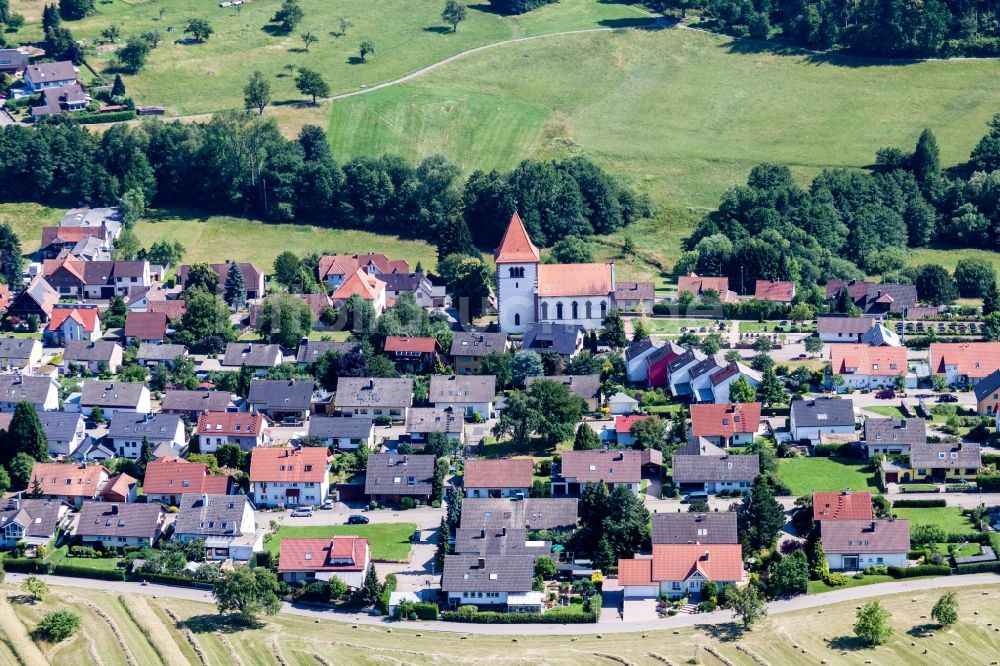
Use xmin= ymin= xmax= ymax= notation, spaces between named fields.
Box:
xmin=777 ymin=456 xmax=879 ymax=496
xmin=866 ymin=406 xmax=908 ymax=418
xmin=0 ymin=202 xmax=65 ymax=254
xmin=644 ymin=319 xmax=722 ymax=335
xmin=807 ymin=574 xmax=895 ymax=594
xmin=265 ymin=522 xmax=416 ymax=561
xmin=893 ymin=506 xmax=978 ymax=535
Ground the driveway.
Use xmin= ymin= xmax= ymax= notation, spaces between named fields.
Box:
xmin=622 ymin=598 xmax=659 ymax=623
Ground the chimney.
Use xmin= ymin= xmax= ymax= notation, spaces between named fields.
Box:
xmin=110 ymin=504 xmax=119 ymax=515
xmin=703 ymin=551 xmax=710 ymax=561
xmin=11 ymin=496 xmax=19 ymax=510
xmin=477 ymin=557 xmax=486 ymax=569
xmin=843 ymin=489 xmax=851 ymax=496
xmin=201 ymin=493 xmax=209 ymax=505
xmin=899 ymin=419 xmax=906 ymax=429
xmin=501 ymin=527 xmax=507 ymax=537
xmin=480 ymin=528 xmax=486 ymax=538
xmin=368 ymin=379 xmax=374 ymax=389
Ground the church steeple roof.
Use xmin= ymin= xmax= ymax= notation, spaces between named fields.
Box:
xmin=494 ymin=212 xmax=540 ymax=264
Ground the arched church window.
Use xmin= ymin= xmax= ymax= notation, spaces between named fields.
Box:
xmin=514 ymin=313 xmax=521 ymax=326
xmin=571 ymin=301 xmax=579 ymax=319
xmin=600 ymin=301 xmax=607 ymax=318
xmin=585 ymin=301 xmax=592 ymax=319
xmin=556 ymin=302 xmax=564 ymax=320
xmin=540 ymin=302 xmax=548 ymax=320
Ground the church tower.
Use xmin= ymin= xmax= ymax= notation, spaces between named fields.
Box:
xmin=494 ymin=212 xmax=540 ymax=333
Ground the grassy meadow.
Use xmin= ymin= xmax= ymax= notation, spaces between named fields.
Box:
xmin=778 ymin=456 xmax=880 ymax=496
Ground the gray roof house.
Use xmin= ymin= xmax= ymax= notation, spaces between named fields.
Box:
xmin=453 ymin=526 xmax=549 ymax=558
xmin=789 ymin=397 xmax=856 ymax=444
xmin=173 ymin=493 xmax=261 ymax=561
xmin=80 ymin=381 xmax=151 ymax=416
xmin=441 ymin=553 xmax=539 ymax=611
xmin=521 ymin=322 xmax=584 ymax=358
xmin=37 ymin=411 xmax=86 ymax=458
xmin=334 ymin=377 xmax=414 ymax=422
xmin=911 ymin=442 xmax=982 ymax=472
xmin=0 ymin=498 xmax=71 ymax=548
xmin=405 ymin=407 xmax=465 ymax=443
xmin=295 ymin=339 xmax=359 ymax=365
xmin=307 ymin=416 xmax=375 ymax=450
xmin=63 ymin=340 xmax=124 ymax=373
xmin=364 ymin=453 xmax=435 ymax=501
xmin=136 ymin=343 xmax=189 ymax=366
xmin=222 ymin=343 xmax=283 ymax=372
xmin=460 ymin=498 xmax=579 ymax=531
xmin=248 ymin=379 xmax=315 ymax=422
xmin=0 ymin=337 xmax=42 ymax=371
xmin=863 ymin=417 xmax=926 ymax=456
xmin=161 ymin=390 xmax=238 ymax=418
xmin=672 ymin=439 xmax=760 ymax=494
xmin=428 ymin=374 xmax=496 ymax=419
xmin=652 ymin=512 xmax=738 ymax=544
xmin=76 ymin=501 xmax=165 ymax=548
xmin=107 ymin=412 xmax=186 ymax=458
xmin=449 ymin=332 xmax=509 ymax=361
xmin=0 ymin=374 xmax=59 ymax=412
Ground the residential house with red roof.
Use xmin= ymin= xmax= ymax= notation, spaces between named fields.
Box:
xmin=930 ymin=342 xmax=1000 ymax=386
xmin=8 ymin=275 xmax=59 ymax=324
xmin=197 ymin=412 xmax=270 ymax=453
xmin=249 ymin=446 xmax=330 ymax=508
xmin=123 ymin=311 xmax=168 ymax=345
xmin=830 ymin=344 xmax=910 ymax=389
xmin=614 ymin=414 xmax=649 ymax=447
xmin=317 ymin=254 xmax=409 ymax=290
xmin=43 ymin=257 xmax=151 ymax=299
xmin=329 ymin=268 xmax=387 ymax=315
xmin=30 ymin=461 xmax=137 ymax=506
xmin=677 ymin=273 xmax=738 ymax=303
xmin=43 ymin=304 xmax=101 ymax=345
xmin=690 ymin=403 xmax=764 ymax=448
xmin=754 ymin=280 xmax=795 ymax=305
xmin=464 ymin=459 xmax=533 ymax=499
xmin=39 ymin=225 xmax=112 ymax=260
xmin=618 ymin=543 xmax=745 ymax=600
xmin=278 ymin=536 xmax=371 ymax=587
xmin=143 ymin=457 xmax=233 ymax=506
xmin=813 ymin=491 xmax=873 ymax=522
xmin=384 ymin=335 xmax=441 ymax=373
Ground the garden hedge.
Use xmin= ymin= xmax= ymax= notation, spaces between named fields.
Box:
xmin=1 ymin=558 xmax=39 ymax=573
xmin=887 ymin=564 xmax=951 ymax=578
xmin=891 ymin=499 xmax=946 ymax=508
xmin=441 ymin=609 xmax=598 ymax=624
xmin=955 ymin=561 xmax=1000 ymax=574
xmin=53 ymin=564 xmax=125 ymax=581
xmin=409 ymin=602 xmax=439 ymax=620
xmin=75 ymin=110 xmax=137 ymax=124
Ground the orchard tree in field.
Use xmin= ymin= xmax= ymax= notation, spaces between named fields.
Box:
xmin=21 ymin=575 xmax=48 ymax=601
xmin=854 ymin=600 xmax=893 ymax=646
xmin=336 ymin=17 xmax=352 ymax=35
xmin=185 ymin=17 xmax=213 ymax=42
xmin=116 ymin=36 xmax=152 ymax=73
xmin=441 ymin=0 xmax=467 ymax=31
xmin=224 ymin=261 xmax=247 ymax=310
xmin=931 ymin=591 xmax=958 ymax=626
xmin=243 ymin=70 xmax=271 ymax=115
xmin=271 ymin=0 xmax=303 ymax=33
xmin=59 ymin=0 xmax=94 ymax=20
xmin=32 ymin=610 xmax=80 ymax=642
xmin=213 ymin=567 xmax=282 ymax=622
xmin=301 ymin=31 xmax=317 ymax=50
xmin=101 ymin=24 xmax=120 ymax=42
xmin=359 ymin=40 xmax=375 ymax=61
xmin=295 ymin=67 xmax=329 ymax=104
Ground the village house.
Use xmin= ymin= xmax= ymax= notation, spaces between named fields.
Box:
xmin=39 ymin=225 xmax=112 ymax=260
xmin=0 ymin=498 xmax=72 ymax=549
xmin=144 ymin=457 xmax=232 ymax=506
xmin=449 ymin=332 xmax=510 ymax=374
xmin=0 ymin=49 xmax=29 ymax=75
xmin=552 ymin=450 xmax=643 ymax=496
xmin=175 ymin=262 xmax=265 ymax=301
xmin=931 ymin=342 xmax=1000 ymax=386
xmin=222 ymin=342 xmax=283 ymax=374
xmin=59 ymin=207 xmax=122 ymax=235
xmin=677 ymin=273 xmax=738 ymax=303
xmin=825 ymin=280 xmax=917 ymax=316
xmin=644 ymin=341 xmax=687 ymax=388
xmin=907 ymin=442 xmax=981 ymax=483
xmin=813 ymin=491 xmax=873 ymax=522
xmin=405 ymin=407 xmax=465 ymax=445
xmin=76 ymin=502 xmax=166 ymax=550
xmin=63 ymin=340 xmax=123 ymax=374
xmin=8 ymin=275 xmax=59 ymax=324
xmin=43 ymin=257 xmax=151 ymax=299
xmin=107 ymin=412 xmax=187 ymax=459
xmin=830 ymin=344 xmax=910 ymax=389
xmin=441 ymin=553 xmax=541 ymax=612
xmin=123 ymin=311 xmax=168 ymax=345
xmin=671 ymin=439 xmax=760 ymax=495
xmin=249 ymin=446 xmax=330 ymax=508
xmin=0 ymin=374 xmax=59 ymax=412
xmin=428 ymin=374 xmax=496 ymax=420
xmin=821 ymin=519 xmax=909 ymax=571
xmin=38 ymin=411 xmax=86 ymax=458
xmin=197 ymin=412 xmax=270 ymax=453
xmin=754 ymin=280 xmax=796 ymax=305
xmin=463 ymin=459 xmax=533 ymax=499
xmin=863 ymin=417 xmax=926 ymax=457
xmin=43 ymin=304 xmax=101 ymax=346
xmin=383 ymin=272 xmax=436 ymax=308
xmin=789 ymin=397 xmax=856 ymax=444
xmin=248 ymin=379 xmax=315 ymax=423
xmin=975 ymin=370 xmax=1000 ymax=416
xmin=135 ymin=343 xmax=188 ymax=368
xmin=618 ymin=543 xmax=745 ymax=600
xmin=521 ymin=322 xmax=585 ymax=359
xmin=364 ymin=453 xmax=435 ymax=504
xmin=329 ymin=268 xmax=387 ymax=315
xmin=452 ymin=526 xmax=550 ymax=559
xmin=625 ymin=338 xmax=664 ymax=384
xmin=0 ymin=337 xmax=42 ymax=372
xmin=651 ymin=512 xmax=738 ymax=545
xmin=295 ymin=339 xmax=359 ymax=366
xmin=146 ymin=299 xmax=187 ymax=322
xmin=860 ymin=323 xmax=901 ymax=347
xmin=460 ymin=498 xmax=579 ymax=532
xmin=307 ymin=416 xmax=375 ymax=450
xmin=612 ymin=414 xmax=648 ymax=447
xmin=161 ymin=389 xmax=239 ymax=420
xmin=173 ymin=493 xmax=262 ymax=562
xmin=608 ymin=391 xmax=640 ymax=415
xmin=31 ymin=81 xmax=89 ymax=119
xmin=30 ymin=462 xmax=137 ymax=506
xmin=279 ymin=536 xmax=371 ymax=588
xmin=384 ymin=336 xmax=441 ymax=373
xmin=23 ymin=60 xmax=78 ymax=92
xmin=615 ymin=281 xmax=655 ymax=312
xmin=817 ymin=316 xmax=878 ymax=344
xmin=690 ymin=402 xmax=764 ymax=448
xmin=334 ymin=377 xmax=414 ymax=423
xmin=526 ymin=374 xmax=602 ymax=412
xmin=80 ymin=381 xmax=151 ymax=417
xmin=317 ymin=253 xmax=409 ymax=290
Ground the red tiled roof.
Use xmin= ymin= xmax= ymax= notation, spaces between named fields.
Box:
xmin=930 ymin=343 xmax=1000 ymax=379
xmin=147 ymin=300 xmax=187 ymax=321
xmin=46 ymin=306 xmax=100 ymax=333
xmin=124 ymin=311 xmax=167 ymax=340
xmin=41 ymin=226 xmax=106 ymax=246
xmin=143 ymin=458 xmax=231 ymax=496
xmin=615 ymin=414 xmax=649 ymax=434
xmin=537 ymin=264 xmax=614 ymax=298
xmin=678 ymin=274 xmax=729 ymax=296
xmin=318 ymin=254 xmax=409 ymax=281
xmin=464 ymin=459 xmax=533 ymax=489
xmin=102 ymin=473 xmax=137 ymax=502
xmin=813 ymin=491 xmax=874 ymax=521
xmin=31 ymin=462 xmax=108 ymax=498
xmin=651 ymin=544 xmax=744 ymax=582
xmin=617 ymin=558 xmax=654 ymax=586
xmin=197 ymin=411 xmax=267 ymax=437
xmin=249 ymin=446 xmax=329 ymax=483
xmin=830 ymin=345 xmax=906 ymax=376
xmin=494 ymin=212 xmax=540 ymax=263
xmin=754 ymin=280 xmax=795 ymax=302
xmin=278 ymin=537 xmax=369 ymax=572
xmin=331 ymin=269 xmax=385 ymax=302
xmin=384 ymin=336 xmax=438 ymax=353
xmin=690 ymin=403 xmax=762 ymax=439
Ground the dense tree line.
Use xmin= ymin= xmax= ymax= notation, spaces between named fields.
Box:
xmin=682 ymin=121 xmax=1000 ymax=301
xmin=0 ymin=114 xmax=645 ymax=252
xmin=670 ymin=0 xmax=1000 ymax=56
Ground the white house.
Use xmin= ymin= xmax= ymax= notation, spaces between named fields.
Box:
xmin=608 ymin=392 xmax=639 ymax=415
xmin=428 ymin=374 xmax=496 ymax=420
xmin=307 ymin=416 xmax=375 ymax=451
xmin=80 ymin=381 xmax=152 ymax=417
xmin=0 ymin=374 xmax=59 ymax=412
xmin=618 ymin=544 xmax=745 ymax=600
xmin=248 ymin=446 xmax=330 ymax=508
xmin=278 ymin=536 xmax=370 ymax=588
xmin=821 ymin=519 xmax=910 ymax=571
xmin=463 ymin=459 xmax=533 ymax=499
xmin=196 ymin=412 xmax=270 ymax=453
xmin=75 ymin=502 xmax=165 ymax=549
xmin=625 ymin=338 xmax=670 ymax=384
xmin=107 ymin=412 xmax=186 ymax=459
xmin=172 ymin=493 xmax=262 ymax=562
xmin=0 ymin=337 xmax=43 ymax=373
xmin=789 ymin=398 xmax=857 ymax=444
xmin=830 ymin=344 xmax=913 ymax=389
xmin=38 ymin=411 xmax=86 ymax=458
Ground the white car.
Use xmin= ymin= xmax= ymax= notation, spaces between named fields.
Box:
xmin=290 ymin=507 xmax=314 ymax=518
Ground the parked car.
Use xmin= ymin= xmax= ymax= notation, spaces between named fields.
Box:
xmin=937 ymin=393 xmax=959 ymax=403
xmin=875 ymin=389 xmax=896 ymax=399
xmin=681 ymin=492 xmax=708 ymax=504
xmin=347 ymin=514 xmax=369 ymax=525
xmin=290 ymin=507 xmax=313 ymax=517
xmin=320 ymin=500 xmax=335 ymax=510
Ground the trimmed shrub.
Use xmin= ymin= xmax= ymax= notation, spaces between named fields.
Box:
xmin=410 ymin=601 xmax=439 ymax=620
xmin=73 ymin=110 xmax=137 ymax=124
xmin=863 ymin=565 xmax=888 ymax=575
xmin=400 ymin=497 xmax=415 ymax=510
xmin=823 ymin=572 xmax=849 ymax=586
xmin=887 ymin=564 xmax=951 ymax=579
xmin=955 ymin=561 xmax=1000 ymax=574
xmin=441 ymin=608 xmax=598 ymax=623
xmin=891 ymin=498 xmax=946 ymax=508
xmin=52 ymin=564 xmax=125 ymax=581
xmin=2 ymin=558 xmax=39 ymax=573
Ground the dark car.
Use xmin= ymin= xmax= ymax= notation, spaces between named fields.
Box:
xmin=874 ymin=389 xmax=895 ymax=399
xmin=347 ymin=514 xmax=369 ymax=525
xmin=937 ymin=393 xmax=959 ymax=403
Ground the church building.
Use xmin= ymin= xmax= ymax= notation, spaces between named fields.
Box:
xmin=495 ymin=213 xmax=616 ymax=334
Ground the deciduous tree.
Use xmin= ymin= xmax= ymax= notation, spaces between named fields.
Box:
xmin=243 ymin=70 xmax=271 ymax=116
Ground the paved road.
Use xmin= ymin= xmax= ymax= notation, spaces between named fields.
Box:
xmin=9 ymin=572 xmax=1000 ymax=635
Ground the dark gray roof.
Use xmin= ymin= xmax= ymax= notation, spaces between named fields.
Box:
xmin=136 ymin=343 xmax=188 ymax=362
xmin=449 ymin=332 xmax=509 ymax=358
xmin=0 ymin=49 xmax=29 ymax=70
xmin=161 ymin=390 xmax=236 ymax=413
xmin=107 ymin=413 xmax=182 ymax=440
xmin=0 ymin=375 xmax=54 ymax=405
xmin=429 ymin=375 xmax=496 ymax=404
xmin=0 ymin=337 xmax=38 ymax=360
xmin=910 ymin=442 xmax=981 ymax=469
xmin=405 ymin=407 xmax=463 ymax=434
xmin=334 ymin=377 xmax=414 ymax=409
xmin=671 ymin=451 xmax=760 ymax=484
xmin=625 ymin=337 xmax=662 ymax=362
xmin=364 ymin=454 xmax=434 ymax=497
xmin=615 ymin=281 xmax=655 ymax=301
xmin=522 ymin=322 xmax=582 ymax=356
xmin=383 ymin=272 xmax=432 ymax=294
xmin=248 ymin=379 xmax=315 ymax=411
xmin=975 ymin=370 xmax=1000 ymax=402
xmin=77 ymin=501 xmax=163 ymax=539
xmin=526 ymin=374 xmax=600 ymax=401
xmin=651 ymin=512 xmax=738 ymax=545
xmin=791 ymin=398 xmax=855 ymax=428
xmin=173 ymin=493 xmax=253 ymax=536
xmin=222 ymin=343 xmax=282 ymax=368
xmin=453 ymin=526 xmax=549 ymax=558
xmin=441 ymin=553 xmax=535 ymax=593
xmin=0 ymin=498 xmax=68 ymax=539
xmin=817 ymin=316 xmax=875 ymax=336
xmin=460 ymin=498 xmax=578 ymax=531
xmin=64 ymin=340 xmax=121 ymax=363
xmin=308 ymin=416 xmax=374 ymax=439
xmin=295 ymin=340 xmax=359 ymax=364
xmin=81 ymin=381 xmax=146 ymax=408
xmin=668 ymin=348 xmax=702 ymax=374
xmin=38 ymin=411 xmax=83 ymax=443
xmin=863 ymin=417 xmax=926 ymax=447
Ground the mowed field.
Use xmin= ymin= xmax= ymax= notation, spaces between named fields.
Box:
xmin=4 ymin=582 xmax=1000 ymax=665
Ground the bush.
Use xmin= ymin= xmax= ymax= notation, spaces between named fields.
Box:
xmin=400 ymin=497 xmax=415 ymax=509
xmin=408 ymin=601 xmax=439 ymax=620
xmin=299 ymin=581 xmax=331 ymax=602
xmin=441 ymin=602 xmax=598 ymax=623
xmin=697 ymin=599 xmax=717 ymax=612
xmin=892 ymin=498 xmax=946 ymax=508
xmin=52 ymin=564 xmax=126 ymax=581
xmin=887 ymin=564 xmax=951 ymax=579
xmin=72 ymin=110 xmax=137 ymax=124
xmin=70 ymin=546 xmax=99 ymax=558
xmin=863 ymin=565 xmax=888 ymax=575
xmin=813 ymin=443 xmax=852 ymax=457
xmin=374 ymin=415 xmax=393 ymax=426
xmin=955 ymin=561 xmax=1000 ymax=574
xmin=823 ymin=573 xmax=849 ymax=586
xmin=32 ymin=610 xmax=80 ymax=642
